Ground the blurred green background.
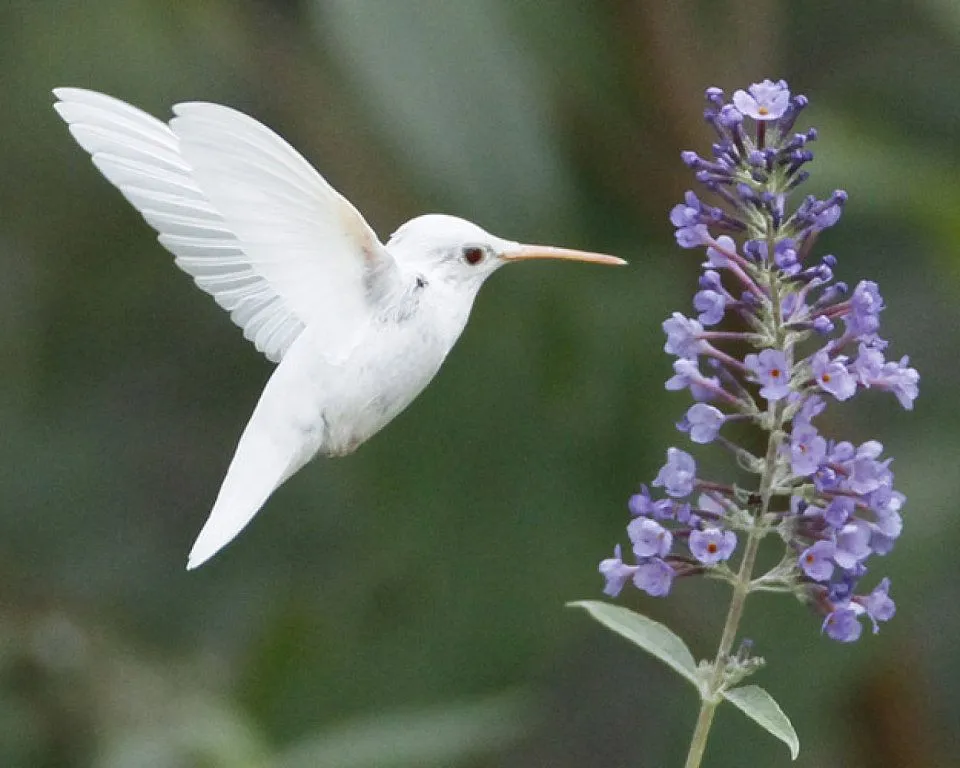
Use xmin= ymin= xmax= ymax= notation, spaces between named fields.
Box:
xmin=1 ymin=1 xmax=957 ymax=766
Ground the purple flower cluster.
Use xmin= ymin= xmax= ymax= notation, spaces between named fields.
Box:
xmin=600 ymin=80 xmax=918 ymax=642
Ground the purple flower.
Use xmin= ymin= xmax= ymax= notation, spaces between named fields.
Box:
xmin=829 ymin=441 xmax=855 ymax=463
xmin=674 ymin=501 xmax=694 ymax=524
xmin=653 ymin=448 xmax=697 ymax=498
xmin=875 ymin=357 xmax=920 ymax=410
xmin=670 ymin=190 xmax=702 ymax=226
xmin=704 ymin=86 xmax=724 ymax=105
xmin=813 ymin=315 xmax=834 ymax=334
xmin=869 ymin=483 xmax=904 ymax=515
xmin=683 ymin=403 xmax=725 ymax=444
xmin=812 ymin=201 xmax=843 ymax=231
xmin=627 ymin=517 xmax=673 ymax=558
xmin=774 ymin=240 xmax=800 ymax=275
xmin=693 ymin=289 xmax=726 ymax=325
xmin=663 ymin=313 xmax=705 ymax=359
xmin=665 ymin=359 xmax=722 ymax=402
xmin=732 ymin=79 xmax=790 ymax=121
xmin=633 ymin=558 xmax=675 ymax=597
xmin=852 ymin=342 xmax=885 ymax=383
xmin=718 ymin=104 xmax=743 ymax=127
xmin=794 ymin=395 xmax=826 ymax=425
xmin=742 ymin=240 xmax=765 ymax=263
xmin=860 ymin=578 xmax=895 ymax=631
xmin=869 ymin=487 xmax=904 ymax=538
xmin=699 ymin=269 xmax=723 ymax=291
xmin=811 ymin=350 xmax=857 ymax=401
xmin=854 ymin=343 xmax=918 ymax=409
xmin=848 ymin=441 xmax=890 ymax=495
xmin=828 ymin=576 xmax=857 ymax=605
xmin=628 ymin=485 xmax=673 ymax=519
xmin=789 ymin=423 xmax=827 ymax=476
xmin=704 ymin=235 xmax=737 ymax=268
xmin=745 ymin=349 xmax=791 ymax=401
xmin=823 ymin=496 xmax=855 ymax=528
xmin=676 ymin=223 xmax=711 ymax=249
xmin=834 ymin=520 xmax=873 ymax=570
xmin=869 ymin=529 xmax=897 ymax=556
xmin=799 ymin=540 xmax=835 ymax=581
xmin=689 ymin=527 xmax=736 ymax=564
xmin=822 ymin=607 xmax=863 ymax=642
xmin=844 ymin=280 xmax=884 ymax=339
xmin=599 ymin=544 xmax=638 ymax=597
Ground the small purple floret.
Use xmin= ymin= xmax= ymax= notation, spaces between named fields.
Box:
xmin=834 ymin=520 xmax=873 ymax=570
xmin=811 ymin=350 xmax=857 ymax=401
xmin=689 ymin=527 xmax=736 ymax=564
xmin=693 ymin=289 xmax=726 ymax=326
xmin=823 ymin=497 xmax=855 ymax=528
xmin=653 ymin=448 xmax=697 ymax=498
xmin=627 ymin=517 xmax=673 ymax=558
xmin=823 ymin=607 xmax=862 ymax=642
xmin=633 ymin=559 xmax=675 ymax=597
xmin=665 ymin=359 xmax=722 ymax=402
xmin=628 ymin=485 xmax=673 ymax=519
xmin=599 ymin=544 xmax=639 ymax=597
xmin=861 ymin=578 xmax=895 ymax=631
xmin=844 ymin=280 xmax=884 ymax=339
xmin=799 ymin=540 xmax=836 ymax=581
xmin=704 ymin=235 xmax=737 ymax=268
xmin=789 ymin=423 xmax=827 ymax=476
xmin=663 ymin=313 xmax=705 ymax=359
xmin=684 ymin=403 xmax=725 ymax=444
xmin=745 ymin=349 xmax=791 ymax=401
xmin=732 ymin=79 xmax=790 ymax=121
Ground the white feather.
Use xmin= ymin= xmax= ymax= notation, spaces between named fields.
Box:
xmin=52 ymin=87 xmax=399 ymax=363
xmin=185 ymin=332 xmax=329 ymax=570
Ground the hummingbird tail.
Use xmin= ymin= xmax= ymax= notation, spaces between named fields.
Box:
xmin=186 ymin=411 xmax=311 ymax=570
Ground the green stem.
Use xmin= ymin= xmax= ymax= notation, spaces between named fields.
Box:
xmin=682 ymin=516 xmax=765 ymax=768
xmin=683 ymin=263 xmax=787 ymax=768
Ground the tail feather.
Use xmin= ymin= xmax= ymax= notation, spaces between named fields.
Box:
xmin=186 ymin=401 xmax=314 ymax=570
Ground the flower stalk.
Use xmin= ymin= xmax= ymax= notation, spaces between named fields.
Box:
xmin=593 ymin=78 xmax=919 ymax=765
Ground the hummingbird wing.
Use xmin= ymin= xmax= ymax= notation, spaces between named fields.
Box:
xmin=52 ymin=88 xmax=400 ymax=363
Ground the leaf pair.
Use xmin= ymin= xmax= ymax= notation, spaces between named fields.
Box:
xmin=569 ymin=601 xmax=799 ymax=761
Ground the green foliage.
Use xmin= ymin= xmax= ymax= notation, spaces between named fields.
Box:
xmin=572 ymin=601 xmax=800 ymax=762
xmin=568 ymin=601 xmax=698 ymax=688
xmin=723 ymin=685 xmax=799 ymax=760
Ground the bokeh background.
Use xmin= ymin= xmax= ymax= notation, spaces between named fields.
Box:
xmin=1 ymin=1 xmax=957 ymax=766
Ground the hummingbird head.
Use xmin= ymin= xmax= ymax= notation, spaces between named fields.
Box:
xmin=387 ymin=214 xmax=626 ymax=294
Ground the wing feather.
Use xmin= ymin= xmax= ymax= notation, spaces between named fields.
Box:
xmin=53 ymin=87 xmax=399 ymax=363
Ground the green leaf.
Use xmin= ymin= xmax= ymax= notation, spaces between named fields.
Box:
xmin=568 ymin=601 xmax=698 ymax=688
xmin=723 ymin=685 xmax=800 ymax=760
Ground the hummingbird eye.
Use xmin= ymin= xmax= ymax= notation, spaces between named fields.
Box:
xmin=462 ymin=246 xmax=485 ymax=266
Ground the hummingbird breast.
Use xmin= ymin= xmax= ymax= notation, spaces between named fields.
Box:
xmin=282 ymin=294 xmax=466 ymax=459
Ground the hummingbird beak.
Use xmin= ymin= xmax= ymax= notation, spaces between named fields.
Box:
xmin=500 ymin=244 xmax=627 ymax=266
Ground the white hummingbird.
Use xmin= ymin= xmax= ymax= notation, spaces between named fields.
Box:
xmin=53 ymin=87 xmax=626 ymax=570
